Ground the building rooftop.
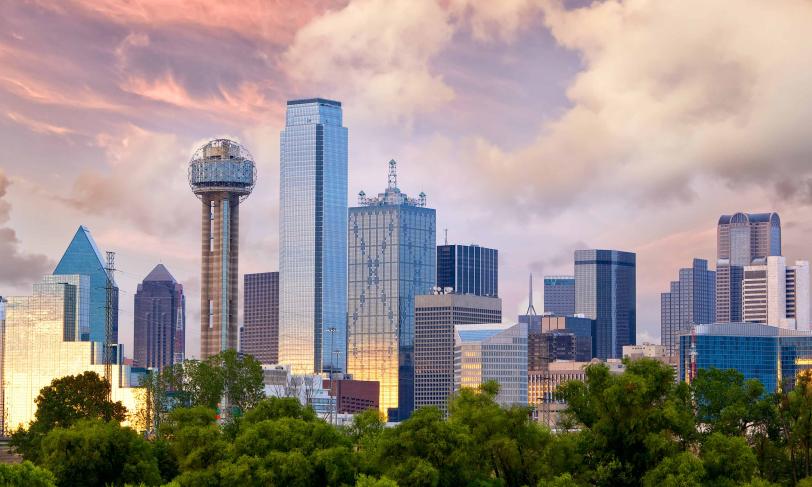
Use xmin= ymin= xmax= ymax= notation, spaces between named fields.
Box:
xmin=681 ymin=322 xmax=812 ymax=337
xmin=287 ymin=98 xmax=341 ymax=107
xmin=143 ymin=264 xmax=176 ymax=283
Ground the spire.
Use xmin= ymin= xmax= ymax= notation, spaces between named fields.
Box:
xmin=525 ymin=273 xmax=537 ymax=316
xmin=388 ymin=159 xmax=397 ymax=190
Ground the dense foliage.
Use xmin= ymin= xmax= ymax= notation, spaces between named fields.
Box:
xmin=7 ymin=358 xmax=812 ymax=486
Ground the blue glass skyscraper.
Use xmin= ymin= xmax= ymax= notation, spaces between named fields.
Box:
xmin=348 ymin=160 xmax=436 ymax=421
xmin=575 ymin=249 xmax=636 ymax=359
xmin=661 ymin=258 xmax=715 ymax=357
xmin=53 ymin=226 xmax=118 ymax=343
xmin=436 ymin=244 xmax=498 ymax=297
xmin=279 ymin=98 xmax=348 ymax=374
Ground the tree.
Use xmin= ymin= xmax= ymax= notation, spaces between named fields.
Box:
xmin=10 ymin=371 xmax=127 ymax=461
xmin=39 ymin=420 xmax=161 ymax=487
xmin=691 ymin=368 xmax=767 ymax=436
xmin=701 ymin=432 xmax=758 ymax=487
xmin=0 ymin=461 xmax=56 ymax=487
xmin=642 ymin=452 xmax=704 ymax=487
xmin=776 ymin=372 xmax=812 ymax=482
xmin=557 ymin=358 xmax=695 ymax=486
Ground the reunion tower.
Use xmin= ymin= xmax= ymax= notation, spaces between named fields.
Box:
xmin=188 ymin=139 xmax=256 ymax=358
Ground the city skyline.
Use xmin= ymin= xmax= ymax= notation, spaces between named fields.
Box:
xmin=3 ymin=1 xmax=812 ymax=360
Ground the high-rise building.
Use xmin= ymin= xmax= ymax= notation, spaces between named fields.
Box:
xmin=133 ymin=264 xmax=185 ymax=370
xmin=519 ymin=314 xmax=594 ymax=361
xmin=660 ymin=258 xmax=716 ymax=357
xmin=716 ymin=212 xmax=781 ymax=323
xmin=348 ymin=160 xmax=436 ymax=421
xmin=679 ymin=323 xmax=812 ymax=393
xmin=543 ymin=276 xmax=575 ymax=315
xmin=436 ymin=244 xmax=498 ymax=297
xmin=414 ymin=293 xmax=501 ymax=413
xmin=53 ymin=226 xmax=118 ymax=343
xmin=575 ymin=249 xmax=636 ymax=359
xmin=241 ymin=272 xmax=280 ymax=364
xmin=188 ymin=139 xmax=256 ymax=359
xmin=1 ymin=276 xmax=137 ymax=432
xmin=742 ymin=257 xmax=810 ymax=330
xmin=278 ymin=98 xmax=348 ymax=374
xmin=454 ymin=323 xmax=527 ymax=407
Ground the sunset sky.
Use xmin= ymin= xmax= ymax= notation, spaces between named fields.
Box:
xmin=2 ymin=0 xmax=811 ymax=357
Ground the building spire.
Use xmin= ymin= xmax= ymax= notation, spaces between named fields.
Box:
xmin=388 ymin=159 xmax=397 ymax=190
xmin=526 ymin=273 xmax=537 ymax=316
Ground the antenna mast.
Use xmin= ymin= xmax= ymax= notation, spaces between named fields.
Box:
xmin=388 ymin=159 xmax=397 ymax=189
xmin=104 ymin=251 xmax=116 ymax=400
xmin=526 ymin=273 xmax=537 ymax=316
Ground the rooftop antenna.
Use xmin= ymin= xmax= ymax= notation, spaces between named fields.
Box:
xmin=444 ymin=228 xmax=448 ymax=245
xmin=388 ymin=159 xmax=397 ymax=190
xmin=526 ymin=273 xmax=537 ymax=316
xmin=104 ymin=251 xmax=116 ymax=400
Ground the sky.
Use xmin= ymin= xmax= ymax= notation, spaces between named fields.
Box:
xmin=1 ymin=0 xmax=812 ymax=358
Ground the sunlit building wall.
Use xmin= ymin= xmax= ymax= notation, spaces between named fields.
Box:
xmin=279 ymin=98 xmax=348 ymax=374
xmin=1 ymin=276 xmax=137 ymax=433
xmin=348 ymin=160 xmax=436 ymax=421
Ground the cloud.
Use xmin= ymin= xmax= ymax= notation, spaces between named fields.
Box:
xmin=283 ymin=0 xmax=455 ymax=125
xmin=6 ymin=111 xmax=75 ymax=136
xmin=457 ymin=0 xmax=812 ymax=213
xmin=0 ymin=170 xmax=53 ymax=287
xmin=448 ymin=0 xmax=542 ymax=42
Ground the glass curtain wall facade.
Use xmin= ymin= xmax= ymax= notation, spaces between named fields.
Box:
xmin=133 ymin=264 xmax=185 ymax=370
xmin=543 ymin=276 xmax=576 ymax=315
xmin=716 ymin=212 xmax=781 ymax=323
xmin=679 ymin=323 xmax=812 ymax=393
xmin=575 ymin=249 xmax=636 ymax=359
xmin=1 ymin=276 xmax=137 ymax=433
xmin=414 ymin=293 xmax=501 ymax=414
xmin=53 ymin=225 xmax=118 ymax=343
xmin=436 ymin=244 xmax=498 ymax=297
xmin=661 ymin=258 xmax=715 ymax=357
xmin=241 ymin=272 xmax=280 ymax=364
xmin=279 ymin=98 xmax=348 ymax=374
xmin=348 ymin=161 xmax=436 ymax=421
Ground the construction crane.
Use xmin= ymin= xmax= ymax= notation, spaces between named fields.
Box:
xmin=104 ymin=251 xmax=116 ymax=400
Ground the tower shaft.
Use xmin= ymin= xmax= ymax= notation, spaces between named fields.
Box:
xmin=200 ymin=192 xmax=240 ymax=359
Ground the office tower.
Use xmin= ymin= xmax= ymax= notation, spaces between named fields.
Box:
xmin=241 ymin=272 xmax=280 ymax=364
xmin=53 ymin=225 xmax=118 ymax=343
xmin=520 ymin=314 xmax=594 ymax=361
xmin=279 ymin=98 xmax=348 ymax=374
xmin=454 ymin=323 xmax=527 ymax=407
xmin=188 ymin=139 xmax=256 ymax=359
xmin=414 ymin=292 xmax=502 ymax=413
xmin=575 ymin=249 xmax=636 ymax=359
xmin=787 ymin=261 xmax=810 ymax=330
xmin=660 ymin=258 xmax=716 ymax=357
xmin=348 ymin=160 xmax=436 ymax=421
xmin=743 ymin=257 xmax=810 ymax=330
xmin=543 ymin=276 xmax=575 ymax=315
xmin=679 ymin=323 xmax=812 ymax=393
xmin=323 ymin=378 xmax=380 ymax=414
xmin=436 ymin=244 xmax=498 ymax=296
xmin=133 ymin=264 xmax=185 ymax=370
xmin=1 ymin=276 xmax=137 ymax=432
xmin=716 ymin=212 xmax=781 ymax=323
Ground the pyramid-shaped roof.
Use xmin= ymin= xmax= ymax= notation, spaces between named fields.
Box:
xmin=54 ymin=225 xmax=108 ymax=278
xmin=143 ymin=264 xmax=176 ymax=283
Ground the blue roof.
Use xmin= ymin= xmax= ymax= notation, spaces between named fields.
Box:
xmin=457 ymin=329 xmax=504 ymax=342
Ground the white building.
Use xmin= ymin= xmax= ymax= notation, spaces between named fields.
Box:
xmin=454 ymin=323 xmax=527 ymax=406
xmin=743 ymin=256 xmax=810 ymax=330
xmin=261 ymin=364 xmax=335 ymax=419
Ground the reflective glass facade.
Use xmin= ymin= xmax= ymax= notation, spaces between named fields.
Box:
xmin=436 ymin=244 xmax=498 ymax=297
xmin=53 ymin=226 xmax=118 ymax=343
xmin=679 ymin=323 xmax=812 ymax=393
xmin=241 ymin=272 xmax=279 ymax=364
xmin=279 ymin=99 xmax=347 ymax=375
xmin=348 ymin=170 xmax=436 ymax=421
xmin=543 ymin=276 xmax=575 ymax=315
xmin=133 ymin=265 xmax=185 ymax=370
xmin=575 ymin=249 xmax=636 ymax=359
xmin=1 ymin=276 xmax=137 ymax=433
xmin=661 ymin=259 xmax=715 ymax=356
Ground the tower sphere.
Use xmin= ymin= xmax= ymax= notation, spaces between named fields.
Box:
xmin=188 ymin=138 xmax=256 ymax=201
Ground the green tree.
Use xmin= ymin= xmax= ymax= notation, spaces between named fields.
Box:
xmin=557 ymin=358 xmax=695 ymax=486
xmin=777 ymin=373 xmax=812 ymax=482
xmin=355 ymin=474 xmax=399 ymax=487
xmin=642 ymin=452 xmax=704 ymax=487
xmin=10 ymin=371 xmax=127 ymax=461
xmin=691 ymin=368 xmax=767 ymax=436
xmin=0 ymin=461 xmax=57 ymax=486
xmin=39 ymin=420 xmax=160 ymax=487
xmin=701 ymin=432 xmax=757 ymax=487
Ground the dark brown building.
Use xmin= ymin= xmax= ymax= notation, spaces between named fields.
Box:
xmin=324 ymin=378 xmax=380 ymax=414
xmin=240 ymin=272 xmax=279 ymax=364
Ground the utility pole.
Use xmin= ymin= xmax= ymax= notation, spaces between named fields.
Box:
xmin=104 ymin=251 xmax=116 ymax=401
